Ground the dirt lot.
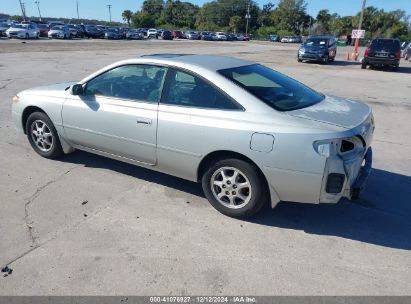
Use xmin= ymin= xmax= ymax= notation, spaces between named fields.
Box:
xmin=0 ymin=38 xmax=410 ymax=295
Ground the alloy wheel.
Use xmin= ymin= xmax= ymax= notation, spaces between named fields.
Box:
xmin=30 ymin=120 xmax=54 ymax=152
xmin=210 ymin=167 xmax=252 ymax=209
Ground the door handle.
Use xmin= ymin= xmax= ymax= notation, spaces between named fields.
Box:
xmin=136 ymin=118 xmax=152 ymax=125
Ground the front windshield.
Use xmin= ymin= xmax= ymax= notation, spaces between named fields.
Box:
xmin=51 ymin=26 xmax=63 ymax=30
xmin=13 ymin=24 xmax=28 ymax=29
xmin=304 ymin=38 xmax=328 ymax=47
xmin=218 ymin=64 xmax=324 ymax=111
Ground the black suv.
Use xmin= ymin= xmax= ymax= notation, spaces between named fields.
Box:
xmin=362 ymin=38 xmax=401 ymax=71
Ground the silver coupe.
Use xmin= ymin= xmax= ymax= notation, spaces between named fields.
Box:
xmin=12 ymin=54 xmax=374 ymax=218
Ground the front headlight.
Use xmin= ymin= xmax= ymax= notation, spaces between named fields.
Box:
xmin=299 ymin=48 xmax=305 ymax=54
xmin=12 ymin=95 xmax=19 ymax=103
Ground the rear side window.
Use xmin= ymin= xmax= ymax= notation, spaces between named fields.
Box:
xmin=161 ymin=69 xmax=241 ymax=110
xmin=219 ymin=64 xmax=324 ymax=112
xmin=370 ymin=39 xmax=400 ymax=51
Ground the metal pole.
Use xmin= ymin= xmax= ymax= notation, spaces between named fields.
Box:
xmin=107 ymin=4 xmax=112 ymax=23
xmin=35 ymin=1 xmax=42 ymax=22
xmin=245 ymin=2 xmax=250 ymax=36
xmin=19 ymin=0 xmax=26 ymax=21
xmin=353 ymin=0 xmax=366 ymax=60
xmin=76 ymin=0 xmax=80 ymax=21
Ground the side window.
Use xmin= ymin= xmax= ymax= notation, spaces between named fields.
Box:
xmin=162 ymin=69 xmax=240 ymax=110
xmin=85 ymin=64 xmax=167 ymax=103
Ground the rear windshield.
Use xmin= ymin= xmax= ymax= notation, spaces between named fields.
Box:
xmin=370 ymin=39 xmax=400 ymax=51
xmin=219 ymin=64 xmax=324 ymax=112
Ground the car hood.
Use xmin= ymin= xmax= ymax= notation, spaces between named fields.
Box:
xmin=287 ymin=95 xmax=372 ymax=130
xmin=8 ymin=28 xmax=26 ymax=32
xmin=49 ymin=30 xmax=64 ymax=33
xmin=20 ymin=82 xmax=76 ymax=97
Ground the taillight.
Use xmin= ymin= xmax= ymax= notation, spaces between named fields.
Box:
xmin=364 ymin=48 xmax=369 ymax=57
xmin=395 ymin=51 xmax=401 ymax=59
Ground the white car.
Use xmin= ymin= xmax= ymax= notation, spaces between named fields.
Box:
xmin=6 ymin=23 xmax=39 ymax=39
xmin=215 ymin=32 xmax=227 ymax=41
xmin=281 ymin=36 xmax=290 ymax=43
xmin=147 ymin=28 xmax=158 ymax=38
xmin=48 ymin=25 xmax=71 ymax=39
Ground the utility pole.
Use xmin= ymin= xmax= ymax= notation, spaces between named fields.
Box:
xmin=353 ymin=0 xmax=366 ymax=60
xmin=34 ymin=1 xmax=42 ymax=22
xmin=245 ymin=1 xmax=250 ymax=36
xmin=19 ymin=0 xmax=27 ymax=21
xmin=107 ymin=4 xmax=112 ymax=23
xmin=76 ymin=0 xmax=80 ymax=22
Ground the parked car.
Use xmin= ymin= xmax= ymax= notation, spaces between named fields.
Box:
xmin=84 ymin=26 xmax=105 ymax=39
xmin=37 ymin=23 xmax=49 ymax=37
xmin=226 ymin=33 xmax=238 ymax=41
xmin=237 ymin=33 xmax=250 ymax=41
xmin=186 ymin=31 xmax=199 ymax=40
xmin=269 ymin=34 xmax=280 ymax=42
xmin=361 ymin=38 xmax=401 ymax=71
xmin=6 ymin=23 xmax=39 ymax=39
xmin=0 ymin=22 xmax=9 ymax=37
xmin=215 ymin=32 xmax=227 ymax=41
xmin=105 ymin=28 xmax=122 ymax=39
xmin=400 ymin=41 xmax=411 ymax=58
xmin=147 ymin=28 xmax=158 ymax=39
xmin=289 ymin=36 xmax=302 ymax=43
xmin=12 ymin=54 xmax=374 ymax=218
xmin=281 ymin=36 xmax=290 ymax=43
xmin=172 ymin=30 xmax=183 ymax=39
xmin=405 ymin=47 xmax=411 ymax=61
xmin=160 ymin=30 xmax=173 ymax=40
xmin=67 ymin=24 xmax=78 ymax=37
xmin=48 ymin=25 xmax=71 ymax=39
xmin=298 ymin=36 xmax=337 ymax=64
xmin=126 ymin=29 xmax=143 ymax=40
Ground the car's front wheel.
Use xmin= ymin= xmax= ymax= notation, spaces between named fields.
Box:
xmin=202 ymin=159 xmax=268 ymax=218
xmin=26 ymin=112 xmax=63 ymax=159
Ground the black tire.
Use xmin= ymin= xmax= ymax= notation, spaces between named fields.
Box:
xmin=361 ymin=62 xmax=367 ymax=69
xmin=322 ymin=55 xmax=329 ymax=64
xmin=26 ymin=112 xmax=64 ymax=159
xmin=392 ymin=65 xmax=399 ymax=72
xmin=201 ymin=158 xmax=268 ymax=218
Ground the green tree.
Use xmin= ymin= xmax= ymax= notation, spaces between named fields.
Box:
xmin=122 ymin=10 xmax=133 ymax=26
xmin=229 ymin=16 xmax=241 ymax=33
xmin=269 ymin=0 xmax=310 ymax=35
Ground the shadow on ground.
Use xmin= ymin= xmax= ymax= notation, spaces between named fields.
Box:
xmin=62 ymin=151 xmax=411 ymax=250
xmin=368 ymin=65 xmax=411 ymax=74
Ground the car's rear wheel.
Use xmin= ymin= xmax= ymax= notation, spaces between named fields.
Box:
xmin=202 ymin=159 xmax=268 ymax=218
xmin=361 ymin=62 xmax=367 ymax=69
xmin=26 ymin=112 xmax=63 ymax=159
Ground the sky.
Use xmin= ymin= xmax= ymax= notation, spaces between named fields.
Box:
xmin=1 ymin=0 xmax=410 ymax=23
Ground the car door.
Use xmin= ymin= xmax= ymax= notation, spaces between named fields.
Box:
xmin=62 ymin=64 xmax=167 ymax=165
xmin=156 ymin=68 xmax=243 ymax=179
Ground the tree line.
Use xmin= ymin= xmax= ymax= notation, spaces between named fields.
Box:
xmin=123 ymin=0 xmax=411 ymax=40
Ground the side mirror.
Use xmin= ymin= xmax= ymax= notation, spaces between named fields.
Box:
xmin=70 ymin=84 xmax=84 ymax=96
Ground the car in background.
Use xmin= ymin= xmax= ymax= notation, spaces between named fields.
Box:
xmin=405 ymin=46 xmax=411 ymax=61
xmin=6 ymin=23 xmax=39 ymax=39
xmin=67 ymin=24 xmax=78 ymax=37
xmin=37 ymin=23 xmax=49 ymax=37
xmin=172 ymin=30 xmax=183 ymax=39
xmin=281 ymin=36 xmax=290 ymax=43
xmin=215 ymin=32 xmax=227 ymax=41
xmin=47 ymin=21 xmax=65 ymax=27
xmin=289 ymin=36 xmax=302 ymax=43
xmin=160 ymin=30 xmax=173 ymax=40
xmin=84 ymin=26 xmax=104 ymax=39
xmin=400 ymin=41 xmax=410 ymax=58
xmin=226 ymin=33 xmax=238 ymax=41
xmin=12 ymin=54 xmax=374 ymax=218
xmin=269 ymin=34 xmax=280 ymax=42
xmin=236 ymin=33 xmax=250 ymax=41
xmin=147 ymin=28 xmax=158 ymax=39
xmin=186 ymin=31 xmax=199 ymax=40
xmin=126 ymin=29 xmax=143 ymax=40
xmin=48 ymin=25 xmax=71 ymax=39
xmin=298 ymin=35 xmax=337 ymax=64
xmin=105 ymin=28 xmax=122 ymax=39
xmin=0 ymin=22 xmax=9 ymax=37
xmin=361 ymin=38 xmax=401 ymax=71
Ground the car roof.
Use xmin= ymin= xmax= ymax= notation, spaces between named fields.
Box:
xmin=137 ymin=54 xmax=254 ymax=71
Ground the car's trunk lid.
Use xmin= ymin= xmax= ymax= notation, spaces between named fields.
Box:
xmin=287 ymin=95 xmax=372 ymax=130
